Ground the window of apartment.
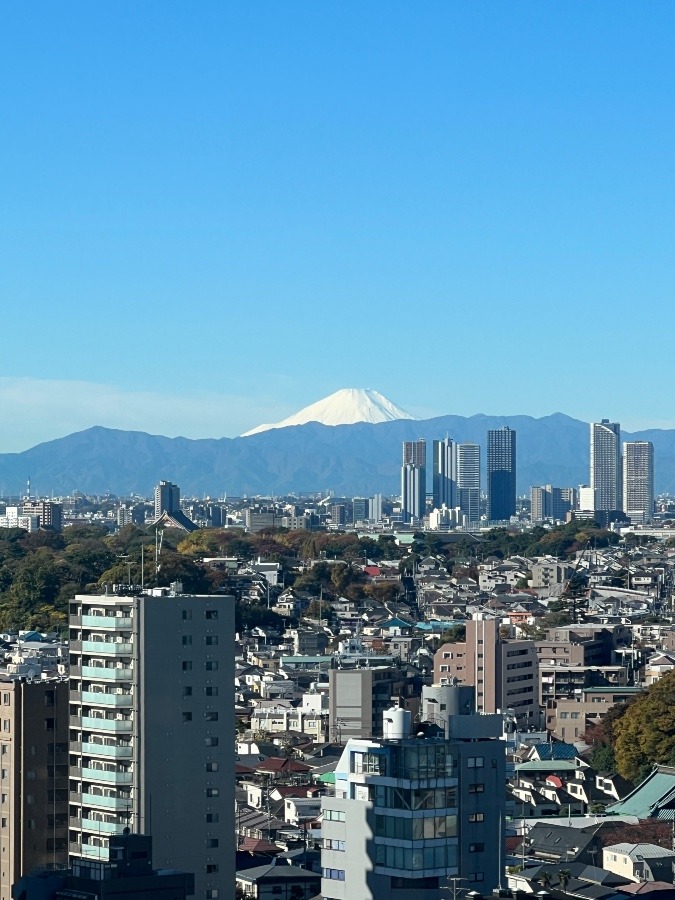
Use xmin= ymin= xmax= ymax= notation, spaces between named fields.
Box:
xmin=468 ymin=873 xmax=484 ymax=883
xmin=182 ymin=661 xmax=193 ymax=671
xmin=181 ymin=610 xmax=192 ymax=621
xmin=206 ymin=839 xmax=219 ymax=848
xmin=205 ymin=661 xmax=218 ymax=671
xmin=2 ymin=722 xmax=8 ymax=733
xmin=323 ymin=809 xmax=346 ymax=822
xmin=0 ymin=745 xmax=6 ymax=756
xmin=182 ymin=636 xmax=192 ymax=646
xmin=205 ymin=636 xmax=218 ymax=646
xmin=205 ymin=687 xmax=218 ymax=696
xmin=206 ymin=864 xmax=219 ymax=874
xmin=205 ymin=712 xmax=218 ymax=722
xmin=204 ymin=737 xmax=218 ymax=747
xmin=468 ymin=813 xmax=484 ymax=822
xmin=469 ymin=843 xmax=485 ymax=852
xmin=1 ymin=818 xmax=6 ymax=828
xmin=205 ymin=890 xmax=219 ymax=898
xmin=183 ymin=687 xmax=193 ymax=697
xmin=182 ymin=712 xmax=192 ymax=723
xmin=206 ymin=813 xmax=219 ymax=823
xmin=324 ymin=839 xmax=346 ymax=851
xmin=205 ymin=763 xmax=218 ymax=773
xmin=467 ymin=757 xmax=484 ymax=768
xmin=468 ymin=783 xmax=484 ymax=794
xmin=2 ymin=694 xmax=9 ymax=706
xmin=205 ymin=610 xmax=218 ymax=620
xmin=322 ymin=869 xmax=345 ymax=881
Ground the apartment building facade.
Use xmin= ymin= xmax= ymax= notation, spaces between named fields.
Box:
xmin=68 ymin=589 xmax=235 ymax=900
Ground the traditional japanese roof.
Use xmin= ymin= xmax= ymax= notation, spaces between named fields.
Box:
xmin=607 ymin=765 xmax=675 ymax=819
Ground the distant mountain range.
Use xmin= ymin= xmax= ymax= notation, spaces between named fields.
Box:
xmin=3 ymin=413 xmax=675 ymax=498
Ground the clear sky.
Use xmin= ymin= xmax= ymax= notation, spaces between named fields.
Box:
xmin=2 ymin=3 xmax=675 ymax=450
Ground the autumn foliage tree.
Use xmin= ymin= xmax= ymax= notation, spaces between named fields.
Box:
xmin=613 ymin=672 xmax=675 ymax=783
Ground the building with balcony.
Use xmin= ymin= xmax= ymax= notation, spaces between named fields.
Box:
xmin=68 ymin=588 xmax=235 ymax=900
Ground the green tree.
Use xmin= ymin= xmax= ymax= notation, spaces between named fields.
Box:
xmin=614 ymin=672 xmax=675 ymax=782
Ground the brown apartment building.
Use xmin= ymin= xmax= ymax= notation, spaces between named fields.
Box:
xmin=434 ymin=615 xmax=539 ymax=726
xmin=0 ymin=677 xmax=69 ymax=900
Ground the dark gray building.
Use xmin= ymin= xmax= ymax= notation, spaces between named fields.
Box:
xmin=68 ymin=588 xmax=235 ymax=899
xmin=487 ymin=427 xmax=516 ymax=522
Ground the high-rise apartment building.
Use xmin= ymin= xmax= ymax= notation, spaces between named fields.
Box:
xmin=370 ymin=493 xmax=383 ymax=523
xmin=401 ymin=440 xmax=426 ymax=524
xmin=590 ymin=420 xmax=621 ymax=514
xmin=0 ymin=678 xmax=69 ymax=900
xmin=68 ymin=588 xmax=235 ymax=899
xmin=456 ymin=443 xmax=480 ymax=525
xmin=623 ymin=441 xmax=654 ymax=523
xmin=530 ymin=485 xmax=577 ymax=522
xmin=153 ymin=481 xmax=181 ymax=520
xmin=487 ymin=427 xmax=516 ymax=521
xmin=434 ymin=615 xmax=539 ymax=727
xmin=432 ymin=438 xmax=456 ymax=510
xmin=321 ymin=691 xmax=505 ymax=900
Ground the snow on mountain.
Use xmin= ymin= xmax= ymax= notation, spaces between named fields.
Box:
xmin=241 ymin=388 xmax=417 ymax=436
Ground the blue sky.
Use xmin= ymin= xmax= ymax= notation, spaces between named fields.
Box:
xmin=1 ymin=3 xmax=674 ymax=450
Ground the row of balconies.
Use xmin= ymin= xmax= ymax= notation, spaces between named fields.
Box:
xmin=71 ymin=640 xmax=134 ymax=655
xmin=70 ymin=789 xmax=132 ymax=810
xmin=71 ymin=614 xmax=133 ymax=629
xmin=71 ymin=714 xmax=133 ymax=732
xmin=73 ymin=765 xmax=133 ymax=784
xmin=71 ymin=665 xmax=134 ymax=681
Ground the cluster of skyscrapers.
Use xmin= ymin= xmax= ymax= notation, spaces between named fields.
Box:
xmin=401 ymin=419 xmax=655 ymax=526
xmin=587 ymin=419 xmax=654 ymax=523
xmin=401 ymin=427 xmax=516 ymax=526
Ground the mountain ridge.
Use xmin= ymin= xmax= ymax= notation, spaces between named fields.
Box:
xmin=2 ymin=413 xmax=675 ymax=498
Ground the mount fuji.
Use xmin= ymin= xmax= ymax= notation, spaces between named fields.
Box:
xmin=241 ymin=388 xmax=417 ymax=436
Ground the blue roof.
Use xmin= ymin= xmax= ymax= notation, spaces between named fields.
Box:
xmin=531 ymin=742 xmax=577 ymax=761
xmin=381 ymin=617 xmax=412 ymax=629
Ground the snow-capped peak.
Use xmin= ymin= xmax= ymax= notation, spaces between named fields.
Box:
xmin=242 ymin=388 xmax=417 ymax=436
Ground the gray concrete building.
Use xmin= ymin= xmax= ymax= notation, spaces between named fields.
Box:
xmin=328 ymin=667 xmax=418 ymax=742
xmin=68 ymin=588 xmax=235 ymax=900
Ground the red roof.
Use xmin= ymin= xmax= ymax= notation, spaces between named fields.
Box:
xmin=546 ymin=775 xmax=563 ymax=788
xmin=236 ymin=763 xmax=256 ymax=775
xmin=364 ymin=566 xmax=381 ymax=577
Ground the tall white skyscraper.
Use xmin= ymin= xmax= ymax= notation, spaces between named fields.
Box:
xmin=623 ymin=441 xmax=654 ymax=523
xmin=456 ymin=442 xmax=480 ymax=524
xmin=590 ymin=420 xmax=621 ymax=512
xmin=401 ymin=440 xmax=426 ymax=523
xmin=432 ymin=438 xmax=457 ymax=509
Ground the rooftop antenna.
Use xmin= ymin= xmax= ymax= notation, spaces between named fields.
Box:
xmin=25 ymin=476 xmax=30 ymax=501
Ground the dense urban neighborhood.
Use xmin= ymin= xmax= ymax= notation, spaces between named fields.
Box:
xmin=3 ymin=421 xmax=675 ymax=898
